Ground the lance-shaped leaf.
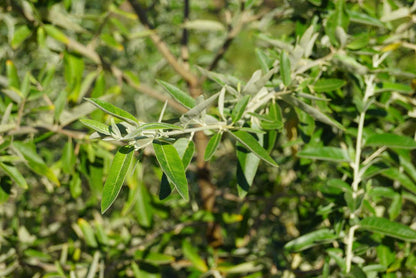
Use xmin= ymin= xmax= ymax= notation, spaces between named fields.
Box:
xmin=157 ymin=80 xmax=195 ymax=109
xmin=180 ymin=92 xmax=219 ymax=124
xmin=314 ymin=78 xmax=346 ymax=92
xmin=281 ymin=95 xmax=345 ymax=130
xmin=153 ymin=141 xmax=189 ymax=201
xmin=80 ymin=118 xmax=111 ymax=135
xmin=365 ymin=133 xmax=416 ymax=149
xmin=204 ymin=132 xmax=222 ymax=161
xmin=101 ymin=145 xmax=135 ymax=213
xmin=13 ymin=142 xmax=60 ymax=186
xmin=231 ymin=95 xmax=250 ymax=123
xmin=84 ymin=98 xmax=139 ymax=126
xmin=159 ymin=139 xmax=194 ymax=200
xmin=182 ymin=240 xmax=208 ymax=272
xmin=237 ymin=142 xmax=260 ymax=197
xmin=284 ymin=229 xmax=338 ymax=252
xmin=359 ymin=217 xmax=416 ymax=242
xmin=229 ymin=131 xmax=278 ymax=167
xmin=298 ymin=147 xmax=350 ymax=162
xmin=0 ymin=162 xmax=28 ymax=189
xmin=280 ymin=51 xmax=291 ymax=86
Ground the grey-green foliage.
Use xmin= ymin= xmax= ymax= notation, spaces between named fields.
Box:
xmin=2 ymin=0 xmax=416 ymax=277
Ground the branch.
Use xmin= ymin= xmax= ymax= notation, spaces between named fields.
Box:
xmin=181 ymin=0 xmax=190 ymax=70
xmin=128 ymin=0 xmax=198 ymax=86
xmin=65 ymin=37 xmax=188 ymax=113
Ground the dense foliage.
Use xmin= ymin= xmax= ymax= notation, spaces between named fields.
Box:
xmin=1 ymin=0 xmax=416 ymax=277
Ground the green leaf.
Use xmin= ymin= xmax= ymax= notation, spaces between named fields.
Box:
xmin=180 ymin=92 xmax=220 ymax=124
xmin=77 ymin=218 xmax=98 ymax=247
xmin=281 ymin=95 xmax=345 ymax=130
xmin=85 ymin=98 xmax=139 ymax=126
xmin=388 ymin=193 xmax=402 ymax=220
xmin=381 ymin=168 xmax=416 ymax=195
xmin=237 ymin=142 xmax=260 ymax=197
xmin=153 ymin=142 xmax=189 ymax=201
xmin=135 ymin=250 xmax=175 ymax=265
xmin=80 ymin=118 xmax=111 ymax=135
xmin=314 ymin=78 xmax=346 ymax=92
xmin=11 ymin=25 xmax=32 ymax=49
xmin=284 ymin=229 xmax=338 ymax=252
xmin=182 ymin=240 xmax=208 ymax=272
xmin=159 ymin=139 xmax=194 ymax=200
xmin=365 ymin=133 xmax=416 ymax=149
xmin=101 ymin=145 xmax=135 ymax=213
xmin=229 ymin=131 xmax=278 ymax=167
xmin=298 ymin=147 xmax=350 ymax=162
xmin=6 ymin=60 xmax=20 ymax=89
xmin=0 ymin=176 xmax=12 ymax=204
xmin=157 ymin=80 xmax=195 ymax=109
xmin=231 ymin=95 xmax=250 ymax=123
xmin=280 ymin=51 xmax=291 ymax=86
xmin=62 ymin=138 xmax=75 ymax=174
xmin=13 ymin=142 xmax=60 ymax=186
xmin=70 ymin=172 xmax=82 ymax=198
xmin=44 ymin=24 xmax=69 ymax=44
xmin=348 ymin=11 xmax=384 ymax=27
xmin=204 ymin=132 xmax=222 ymax=161
xmin=174 ymin=138 xmax=195 ymax=168
xmin=359 ymin=217 xmax=416 ymax=242
xmin=0 ymin=162 xmax=28 ymax=189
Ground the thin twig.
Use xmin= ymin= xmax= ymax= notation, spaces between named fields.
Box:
xmin=181 ymin=0 xmax=190 ymax=70
xmin=127 ymin=0 xmax=198 ymax=86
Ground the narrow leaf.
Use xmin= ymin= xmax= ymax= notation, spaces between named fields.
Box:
xmin=0 ymin=162 xmax=28 ymax=189
xmin=285 ymin=229 xmax=338 ymax=252
xmin=101 ymin=145 xmax=135 ymax=213
xmin=180 ymin=92 xmax=219 ymax=124
xmin=44 ymin=24 xmax=69 ymax=44
xmin=157 ymin=80 xmax=195 ymax=109
xmin=359 ymin=217 xmax=416 ymax=242
xmin=365 ymin=133 xmax=416 ymax=149
xmin=204 ymin=132 xmax=222 ymax=161
xmin=80 ymin=118 xmax=111 ymax=135
xmin=382 ymin=168 xmax=416 ymax=195
xmin=314 ymin=78 xmax=346 ymax=92
xmin=6 ymin=60 xmax=20 ymax=89
xmin=229 ymin=131 xmax=278 ymax=167
xmin=182 ymin=240 xmax=208 ymax=272
xmin=237 ymin=143 xmax=260 ymax=197
xmin=85 ymin=98 xmax=139 ymax=126
xmin=298 ymin=147 xmax=350 ymax=162
xmin=11 ymin=25 xmax=32 ymax=49
xmin=13 ymin=142 xmax=60 ymax=186
xmin=280 ymin=51 xmax=291 ymax=86
xmin=231 ymin=95 xmax=250 ymax=123
xmin=153 ymin=142 xmax=189 ymax=201
xmin=281 ymin=95 xmax=345 ymax=130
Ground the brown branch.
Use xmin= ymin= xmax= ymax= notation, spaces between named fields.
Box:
xmin=127 ymin=0 xmax=198 ymax=86
xmin=181 ymin=0 xmax=190 ymax=70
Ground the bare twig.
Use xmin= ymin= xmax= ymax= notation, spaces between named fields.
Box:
xmin=181 ymin=0 xmax=190 ymax=70
xmin=127 ymin=0 xmax=198 ymax=86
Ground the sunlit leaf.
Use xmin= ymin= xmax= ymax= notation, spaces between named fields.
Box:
xmin=13 ymin=142 xmax=60 ymax=186
xmin=314 ymin=78 xmax=346 ymax=92
xmin=365 ymin=133 xmax=416 ymax=149
xmin=153 ymin=142 xmax=189 ymax=201
xmin=182 ymin=240 xmax=208 ymax=272
xmin=298 ymin=147 xmax=350 ymax=162
xmin=204 ymin=132 xmax=222 ymax=161
xmin=285 ymin=229 xmax=338 ymax=252
xmin=0 ymin=162 xmax=28 ymax=189
xmin=157 ymin=80 xmax=195 ymax=109
xmin=85 ymin=98 xmax=139 ymax=126
xmin=280 ymin=51 xmax=291 ymax=86
xmin=230 ymin=131 xmax=278 ymax=167
xmin=359 ymin=217 xmax=416 ymax=242
xmin=231 ymin=95 xmax=250 ymax=123
xmin=101 ymin=145 xmax=135 ymax=213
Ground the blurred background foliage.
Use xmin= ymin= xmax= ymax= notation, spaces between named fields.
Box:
xmin=1 ymin=0 xmax=416 ymax=277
